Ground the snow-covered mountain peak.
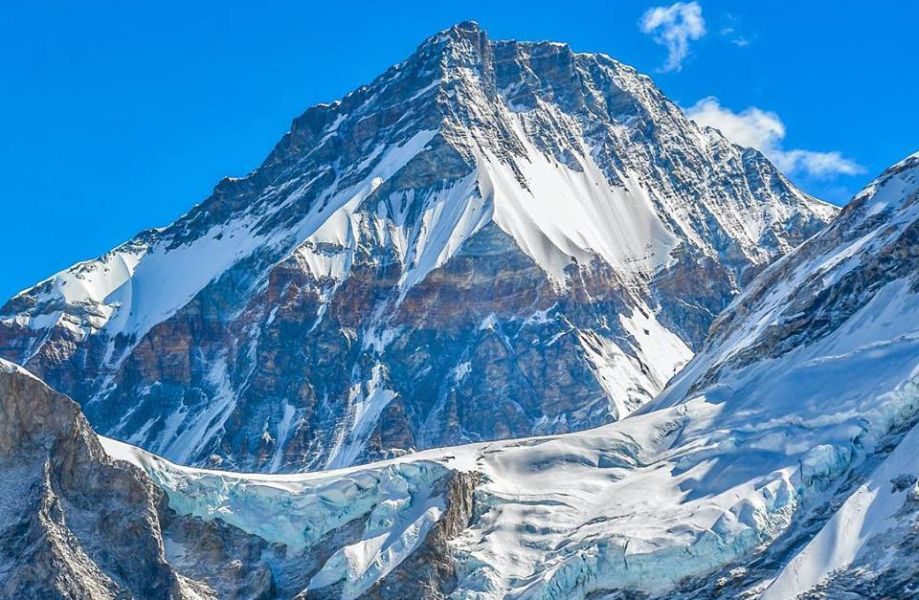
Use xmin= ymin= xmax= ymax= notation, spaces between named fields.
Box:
xmin=848 ymin=150 xmax=919 ymax=216
xmin=1 ymin=24 xmax=836 ymax=473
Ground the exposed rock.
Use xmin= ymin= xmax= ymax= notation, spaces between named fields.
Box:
xmin=360 ymin=471 xmax=481 ymax=599
xmin=0 ymin=360 xmax=190 ymax=599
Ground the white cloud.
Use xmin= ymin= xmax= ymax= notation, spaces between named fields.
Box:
xmin=640 ymin=2 xmax=706 ymax=72
xmin=686 ymin=97 xmax=864 ymax=178
xmin=720 ymin=26 xmax=751 ymax=47
xmin=773 ymin=150 xmax=864 ymax=178
xmin=719 ymin=13 xmax=753 ymax=47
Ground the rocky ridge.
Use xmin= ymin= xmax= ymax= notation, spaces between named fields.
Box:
xmin=0 ymin=359 xmax=196 ymax=598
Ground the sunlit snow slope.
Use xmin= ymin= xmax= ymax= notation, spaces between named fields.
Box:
xmin=0 ymin=22 xmax=834 ymax=472
xmin=106 ymin=153 xmax=919 ymax=599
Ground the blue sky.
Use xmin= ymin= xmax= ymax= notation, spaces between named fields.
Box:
xmin=1 ymin=1 xmax=917 ymax=300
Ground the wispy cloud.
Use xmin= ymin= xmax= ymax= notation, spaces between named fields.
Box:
xmin=720 ymin=26 xmax=751 ymax=47
xmin=719 ymin=12 xmax=753 ymax=47
xmin=639 ymin=2 xmax=706 ymax=72
xmin=686 ymin=97 xmax=864 ymax=178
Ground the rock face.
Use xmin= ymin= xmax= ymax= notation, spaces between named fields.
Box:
xmin=0 ymin=359 xmax=193 ymax=599
xmin=0 ymin=21 xmax=835 ymax=472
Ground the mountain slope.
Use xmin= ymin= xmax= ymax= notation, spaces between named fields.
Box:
xmin=0 ymin=22 xmax=835 ymax=472
xmin=102 ymin=153 xmax=919 ymax=599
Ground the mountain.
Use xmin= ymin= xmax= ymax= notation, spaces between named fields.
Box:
xmin=0 ymin=359 xmax=186 ymax=598
xmin=0 ymin=22 xmax=834 ymax=473
xmin=2 ymin=153 xmax=916 ymax=598
xmin=102 ymin=153 xmax=917 ymax=599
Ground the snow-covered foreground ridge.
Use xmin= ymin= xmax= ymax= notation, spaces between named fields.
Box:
xmin=0 ymin=21 xmax=834 ymax=472
xmin=99 ymin=154 xmax=919 ymax=599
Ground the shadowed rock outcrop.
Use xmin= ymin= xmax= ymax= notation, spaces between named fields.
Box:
xmin=0 ymin=360 xmax=191 ymax=599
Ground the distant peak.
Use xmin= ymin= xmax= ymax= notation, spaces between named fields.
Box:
xmin=452 ymin=20 xmax=482 ymax=33
xmin=425 ymin=19 xmax=489 ymax=49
